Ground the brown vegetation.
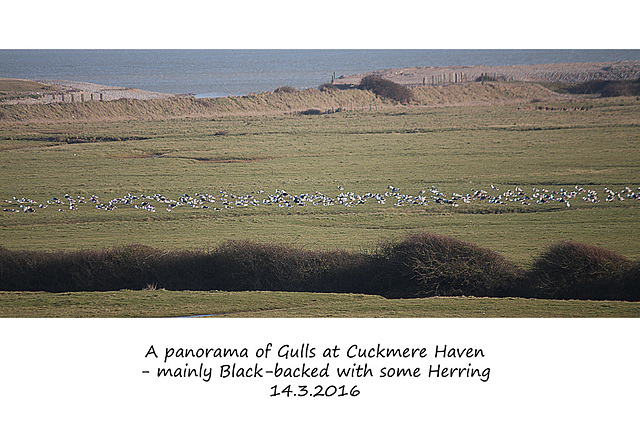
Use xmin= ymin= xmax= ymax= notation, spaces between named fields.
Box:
xmin=358 ymin=75 xmax=414 ymax=104
xmin=371 ymin=233 xmax=523 ymax=298
xmin=563 ymin=79 xmax=640 ymax=97
xmin=1 ymin=234 xmax=637 ymax=301
xmin=0 ymin=79 xmax=568 ymax=123
xmin=527 ymin=241 xmax=634 ymax=300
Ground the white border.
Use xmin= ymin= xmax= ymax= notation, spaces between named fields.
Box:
xmin=1 ymin=318 xmax=638 ymax=426
xmin=1 ymin=3 xmax=638 ymax=426
xmin=3 ymin=0 xmax=639 ymax=48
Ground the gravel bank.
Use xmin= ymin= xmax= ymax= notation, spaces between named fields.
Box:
xmin=334 ymin=61 xmax=640 ymax=86
xmin=2 ymin=79 xmax=178 ymax=105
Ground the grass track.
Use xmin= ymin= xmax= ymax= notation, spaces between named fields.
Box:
xmin=1 ymin=290 xmax=638 ymax=318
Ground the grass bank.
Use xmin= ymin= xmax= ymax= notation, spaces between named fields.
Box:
xmin=1 ymin=290 xmax=638 ymax=318
xmin=0 ymin=82 xmax=562 ymax=122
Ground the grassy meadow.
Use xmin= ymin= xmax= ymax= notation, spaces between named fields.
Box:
xmin=1 ymin=83 xmax=639 ymax=316
xmin=1 ymin=290 xmax=638 ymax=318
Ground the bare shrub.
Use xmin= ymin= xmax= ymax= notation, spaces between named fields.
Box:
xmin=565 ymin=79 xmax=640 ymax=97
xmin=475 ymin=74 xmax=506 ymax=82
xmin=600 ymin=80 xmax=640 ymax=97
xmin=0 ymin=244 xmax=160 ymax=292
xmin=1 ymin=238 xmax=635 ymax=301
xmin=319 ymin=83 xmax=338 ymax=92
xmin=358 ymin=76 xmax=414 ymax=104
xmin=274 ymin=86 xmax=298 ymax=94
xmin=371 ymin=233 xmax=523 ymax=298
xmin=528 ymin=241 xmax=632 ymax=300
xmin=299 ymin=108 xmax=324 ymax=115
xmin=206 ymin=240 xmax=370 ymax=293
xmin=621 ymin=261 xmax=640 ymax=301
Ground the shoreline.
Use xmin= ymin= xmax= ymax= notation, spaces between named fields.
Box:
xmin=2 ymin=60 xmax=640 ymax=106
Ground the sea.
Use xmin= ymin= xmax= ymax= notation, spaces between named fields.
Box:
xmin=1 ymin=49 xmax=639 ymax=98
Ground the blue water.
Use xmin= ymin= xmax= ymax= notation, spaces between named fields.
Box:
xmin=1 ymin=49 xmax=639 ymax=97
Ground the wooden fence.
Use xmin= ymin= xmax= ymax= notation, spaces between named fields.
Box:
xmin=48 ymin=92 xmax=105 ymax=103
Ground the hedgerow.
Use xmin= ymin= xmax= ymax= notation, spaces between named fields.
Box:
xmin=1 ymin=235 xmax=637 ymax=300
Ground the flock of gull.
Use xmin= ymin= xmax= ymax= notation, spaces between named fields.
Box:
xmin=3 ymin=184 xmax=640 ymax=214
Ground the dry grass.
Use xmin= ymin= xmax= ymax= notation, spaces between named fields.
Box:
xmin=1 ymin=290 xmax=639 ymax=318
xmin=0 ymin=81 xmax=567 ymax=123
xmin=0 ymin=79 xmax=53 ymax=103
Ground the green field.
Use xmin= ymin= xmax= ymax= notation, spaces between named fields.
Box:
xmin=1 ymin=290 xmax=639 ymax=318
xmin=1 ymin=85 xmax=639 ymax=316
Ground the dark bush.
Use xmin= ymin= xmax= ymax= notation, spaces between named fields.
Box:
xmin=2 ymin=238 xmax=637 ymax=301
xmin=370 ymin=233 xmax=524 ymax=298
xmin=0 ymin=242 xmax=371 ymax=294
xmin=206 ymin=240 xmax=310 ymax=291
xmin=600 ymin=80 xmax=640 ymax=97
xmin=0 ymin=244 xmax=161 ymax=292
xmin=358 ymin=75 xmax=414 ymax=104
xmin=319 ymin=83 xmax=338 ymax=92
xmin=274 ymin=86 xmax=298 ymax=94
xmin=475 ymin=74 xmax=505 ymax=82
xmin=565 ymin=79 xmax=640 ymax=97
xmin=149 ymin=240 xmax=372 ymax=294
xmin=528 ymin=241 xmax=632 ymax=300
xmin=299 ymin=108 xmax=324 ymax=115
xmin=621 ymin=260 xmax=640 ymax=301
xmin=149 ymin=248 xmax=218 ymax=290
xmin=212 ymin=241 xmax=376 ymax=293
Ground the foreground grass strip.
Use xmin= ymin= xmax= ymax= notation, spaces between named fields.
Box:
xmin=0 ymin=290 xmax=638 ymax=318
